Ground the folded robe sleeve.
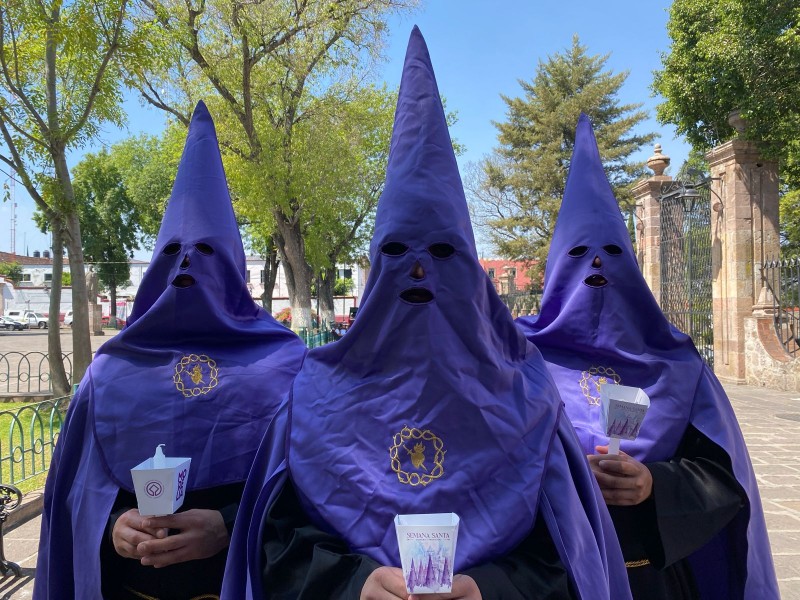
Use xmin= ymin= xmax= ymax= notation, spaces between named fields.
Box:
xmin=608 ymin=423 xmax=746 ymax=594
xmin=261 ymin=480 xmax=575 ymax=600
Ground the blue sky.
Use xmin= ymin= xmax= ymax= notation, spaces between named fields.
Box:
xmin=1 ymin=0 xmax=689 ymax=258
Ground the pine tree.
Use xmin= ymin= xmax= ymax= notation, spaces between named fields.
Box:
xmin=468 ymin=35 xmax=655 ymax=277
xmin=423 ymin=554 xmax=435 ymax=587
xmin=441 ymin=555 xmax=452 ymax=588
xmin=407 ymin=557 xmax=416 ymax=591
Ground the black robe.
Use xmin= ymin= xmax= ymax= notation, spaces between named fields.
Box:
xmin=101 ymin=482 xmax=243 ymax=600
xmin=610 ymin=425 xmax=746 ymax=600
xmin=261 ymin=480 xmax=576 ymax=600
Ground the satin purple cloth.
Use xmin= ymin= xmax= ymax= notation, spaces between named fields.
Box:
xmin=517 ymin=113 xmax=778 ymax=599
xmin=34 ymin=102 xmax=306 ymax=599
xmin=222 ymin=28 xmax=630 ymax=600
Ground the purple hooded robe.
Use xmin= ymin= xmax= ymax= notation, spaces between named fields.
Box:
xmin=222 ymin=28 xmax=631 ymax=600
xmin=517 ymin=113 xmax=778 ymax=599
xmin=34 ymin=101 xmax=306 ymax=599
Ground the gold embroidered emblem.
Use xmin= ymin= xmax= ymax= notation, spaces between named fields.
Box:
xmin=173 ymin=354 xmax=219 ymax=397
xmin=190 ymin=365 xmax=204 ymax=385
xmin=389 ymin=426 xmax=445 ymax=487
xmin=408 ymin=443 xmax=427 ymax=470
xmin=579 ymin=366 xmax=621 ymax=405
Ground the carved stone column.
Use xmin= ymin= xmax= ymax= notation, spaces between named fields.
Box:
xmin=706 ymin=135 xmax=779 ymax=384
xmin=631 ymin=144 xmax=672 ymax=305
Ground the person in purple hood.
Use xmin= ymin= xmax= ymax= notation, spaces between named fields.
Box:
xmin=221 ymin=27 xmax=631 ymax=600
xmin=516 ymin=113 xmax=779 ymax=600
xmin=34 ymin=102 xmax=306 ymax=599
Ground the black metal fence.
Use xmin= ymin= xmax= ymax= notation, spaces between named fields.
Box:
xmin=499 ymin=290 xmax=543 ymax=317
xmin=659 ymin=181 xmax=715 ymax=367
xmin=761 ymin=257 xmax=800 ymax=356
xmin=0 ymin=352 xmax=74 ymax=395
xmin=0 ymin=397 xmax=67 ymax=488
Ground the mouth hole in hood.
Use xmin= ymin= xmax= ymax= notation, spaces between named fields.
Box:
xmin=400 ymin=287 xmax=434 ymax=304
xmin=172 ymin=274 xmax=196 ymax=288
xmin=583 ymin=274 xmax=608 ymax=288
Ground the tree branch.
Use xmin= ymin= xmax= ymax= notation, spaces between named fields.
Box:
xmin=65 ymin=1 xmax=128 ymax=139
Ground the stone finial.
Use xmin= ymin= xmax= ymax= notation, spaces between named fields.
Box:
xmin=646 ymin=144 xmax=670 ymax=176
xmin=727 ymin=109 xmax=748 ymax=137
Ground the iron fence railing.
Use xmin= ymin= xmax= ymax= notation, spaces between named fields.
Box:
xmin=761 ymin=257 xmax=800 ymax=356
xmin=499 ymin=290 xmax=543 ymax=317
xmin=0 ymin=352 xmax=74 ymax=395
xmin=659 ymin=181 xmax=714 ymax=368
xmin=0 ymin=396 xmax=68 ymax=486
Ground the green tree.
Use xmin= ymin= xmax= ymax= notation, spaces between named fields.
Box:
xmin=333 ymin=277 xmax=354 ymax=296
xmin=300 ymin=85 xmax=397 ymax=324
xmin=0 ymin=262 xmax=22 ymax=284
xmin=0 ymin=1 xmax=145 ymax=393
xmin=72 ymin=149 xmax=139 ymax=318
xmin=109 ymin=131 xmax=181 ymax=245
xmin=468 ymin=36 xmax=655 ymax=274
xmin=128 ymin=0 xmax=418 ymax=329
xmin=654 ymin=0 xmax=800 ymax=183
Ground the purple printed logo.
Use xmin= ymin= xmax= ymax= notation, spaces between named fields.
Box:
xmin=175 ymin=468 xmax=187 ymax=501
xmin=145 ymin=480 xmax=163 ymax=498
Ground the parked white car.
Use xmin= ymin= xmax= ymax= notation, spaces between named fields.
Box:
xmin=64 ymin=310 xmax=73 ymax=326
xmin=5 ymin=310 xmax=47 ymax=329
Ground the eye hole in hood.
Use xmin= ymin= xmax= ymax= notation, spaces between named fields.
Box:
xmin=381 ymin=242 xmax=409 ymax=257
xmin=196 ymin=242 xmax=214 ymax=255
xmin=428 ymin=243 xmax=455 ymax=259
xmin=568 ymin=245 xmax=589 ymax=258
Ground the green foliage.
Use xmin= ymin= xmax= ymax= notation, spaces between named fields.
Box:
xmin=61 ymin=271 xmax=72 ymax=286
xmin=72 ymin=149 xmax=140 ymax=293
xmin=469 ymin=36 xmax=655 ymax=272
xmin=0 ymin=262 xmax=23 ymax=284
xmin=333 ymin=277 xmax=354 ymax=296
xmin=675 ymin=147 xmax=711 ymax=183
xmin=108 ymin=130 xmax=181 ymax=244
xmin=654 ymin=0 xmax=800 ymax=187
xmin=780 ymin=190 xmax=800 ymax=255
xmin=127 ymin=0 xmax=419 ymax=321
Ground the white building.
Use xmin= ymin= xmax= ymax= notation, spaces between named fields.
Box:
xmin=0 ymin=250 xmax=366 ymax=321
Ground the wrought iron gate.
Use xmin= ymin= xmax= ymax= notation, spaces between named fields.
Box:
xmin=659 ymin=181 xmax=714 ymax=367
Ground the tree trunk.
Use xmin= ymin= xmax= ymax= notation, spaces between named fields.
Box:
xmin=318 ymin=266 xmax=336 ymax=327
xmin=274 ymin=213 xmax=313 ymax=330
xmin=47 ymin=224 xmax=69 ymax=397
xmin=110 ymin=273 xmax=118 ymax=319
xmin=261 ymin=237 xmax=279 ymax=314
xmin=51 ymin=148 xmax=92 ymax=385
xmin=64 ymin=211 xmax=92 ymax=384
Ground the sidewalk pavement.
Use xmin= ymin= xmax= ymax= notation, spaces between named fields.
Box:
xmin=1 ymin=381 xmax=799 ymax=599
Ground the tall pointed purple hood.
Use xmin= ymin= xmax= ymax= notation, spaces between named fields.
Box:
xmin=123 ymin=100 xmax=250 ymax=338
xmin=90 ymin=100 xmax=306 ymax=489
xmin=287 ymin=25 xmax=560 ymax=569
xmin=33 ymin=101 xmax=307 ymax=598
xmin=370 ymin=25 xmax=476 ymax=261
xmin=221 ymin=35 xmax=632 ymax=600
xmin=516 ymin=114 xmax=778 ymax=598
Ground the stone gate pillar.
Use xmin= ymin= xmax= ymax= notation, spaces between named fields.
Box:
xmin=706 ymin=128 xmax=779 ymax=384
xmin=631 ymin=145 xmax=672 ymax=304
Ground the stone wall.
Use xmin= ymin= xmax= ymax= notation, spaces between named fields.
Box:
xmin=744 ymin=315 xmax=800 ymax=390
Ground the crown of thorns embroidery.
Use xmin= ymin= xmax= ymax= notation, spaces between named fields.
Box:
xmin=389 ymin=426 xmax=445 ymax=487
xmin=579 ymin=366 xmax=621 ymax=405
xmin=173 ymin=354 xmax=219 ymax=397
